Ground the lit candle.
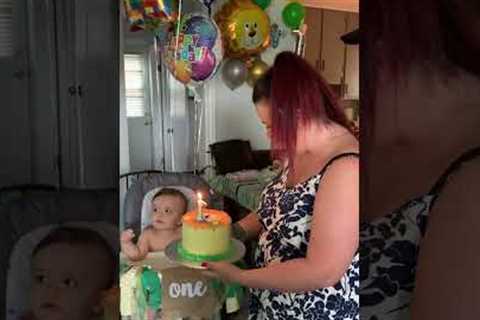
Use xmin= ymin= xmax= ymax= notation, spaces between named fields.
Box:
xmin=196 ymin=192 xmax=207 ymax=221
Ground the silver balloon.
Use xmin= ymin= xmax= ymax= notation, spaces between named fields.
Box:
xmin=221 ymin=58 xmax=248 ymax=90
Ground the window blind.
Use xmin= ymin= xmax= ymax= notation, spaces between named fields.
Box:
xmin=0 ymin=0 xmax=13 ymax=57
xmin=124 ymin=53 xmax=146 ymax=118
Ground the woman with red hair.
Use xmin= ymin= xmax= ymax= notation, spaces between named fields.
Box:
xmin=360 ymin=1 xmax=480 ymax=319
xmin=205 ymin=51 xmax=359 ymax=319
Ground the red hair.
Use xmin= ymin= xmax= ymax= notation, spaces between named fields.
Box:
xmin=253 ymin=52 xmax=353 ymax=167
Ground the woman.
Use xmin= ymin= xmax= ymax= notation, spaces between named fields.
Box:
xmin=360 ymin=0 xmax=480 ymax=319
xmin=204 ymin=52 xmax=359 ymax=319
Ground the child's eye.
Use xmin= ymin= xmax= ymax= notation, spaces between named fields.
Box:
xmin=153 ymin=208 xmax=158 ymax=212
xmin=34 ymin=274 xmax=47 ymax=284
xmin=245 ymin=23 xmax=249 ymax=29
xmin=61 ymin=277 xmax=78 ymax=288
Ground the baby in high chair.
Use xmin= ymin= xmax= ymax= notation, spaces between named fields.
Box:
xmin=121 ymin=188 xmax=188 ymax=261
xmin=21 ymin=227 xmax=118 ymax=320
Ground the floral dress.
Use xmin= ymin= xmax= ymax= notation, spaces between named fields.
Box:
xmin=360 ymin=147 xmax=480 ymax=320
xmin=249 ymin=153 xmax=360 ymax=320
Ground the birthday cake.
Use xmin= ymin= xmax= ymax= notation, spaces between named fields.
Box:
xmin=178 ymin=209 xmax=232 ymax=262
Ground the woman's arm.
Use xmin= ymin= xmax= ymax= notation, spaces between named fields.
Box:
xmin=411 ymin=160 xmax=480 ymax=319
xmin=232 ymin=211 xmax=263 ymax=242
xmin=120 ymin=229 xmax=150 ymax=261
xmin=208 ymin=158 xmax=359 ymax=292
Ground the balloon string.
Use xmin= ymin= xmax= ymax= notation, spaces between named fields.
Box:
xmin=173 ymin=0 xmax=183 ymax=67
xmin=189 ymin=86 xmax=204 ymax=174
xmin=293 ymin=24 xmax=307 ymax=57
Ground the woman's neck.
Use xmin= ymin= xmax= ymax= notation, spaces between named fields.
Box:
xmin=296 ymin=122 xmax=355 ymax=156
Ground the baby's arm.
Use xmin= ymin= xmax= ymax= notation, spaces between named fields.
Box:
xmin=120 ymin=229 xmax=150 ymax=261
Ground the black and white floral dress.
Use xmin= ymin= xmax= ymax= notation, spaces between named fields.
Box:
xmin=360 ymin=147 xmax=480 ymax=320
xmin=249 ymin=153 xmax=360 ymax=320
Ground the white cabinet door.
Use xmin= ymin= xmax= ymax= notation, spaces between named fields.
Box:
xmin=344 ymin=12 xmax=359 ymax=99
xmin=0 ymin=0 xmax=31 ymax=186
xmin=57 ymin=0 xmax=118 ymax=188
xmin=320 ymin=9 xmax=347 ymax=84
xmin=0 ymin=0 xmax=60 ymax=187
xmin=75 ymin=0 xmax=118 ymax=188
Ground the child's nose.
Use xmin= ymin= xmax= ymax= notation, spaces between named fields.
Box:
xmin=44 ymin=285 xmax=62 ymax=299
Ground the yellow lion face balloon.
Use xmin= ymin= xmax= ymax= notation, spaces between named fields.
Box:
xmin=215 ymin=0 xmax=271 ymax=60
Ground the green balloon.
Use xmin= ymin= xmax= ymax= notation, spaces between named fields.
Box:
xmin=254 ymin=0 xmax=271 ymax=10
xmin=282 ymin=2 xmax=305 ymax=30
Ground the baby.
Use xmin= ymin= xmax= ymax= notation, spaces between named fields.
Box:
xmin=121 ymin=188 xmax=188 ymax=261
xmin=22 ymin=226 xmax=118 ymax=320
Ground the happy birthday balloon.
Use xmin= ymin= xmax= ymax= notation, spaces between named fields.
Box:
xmin=123 ymin=0 xmax=178 ymax=31
xmin=160 ymin=13 xmax=223 ymax=86
xmin=215 ymin=0 xmax=271 ymax=60
xmin=123 ymin=0 xmax=146 ymax=31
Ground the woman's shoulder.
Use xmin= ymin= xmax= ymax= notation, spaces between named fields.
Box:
xmin=410 ymin=156 xmax=480 ymax=318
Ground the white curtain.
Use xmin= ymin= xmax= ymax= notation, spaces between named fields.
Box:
xmin=119 ymin=0 xmax=130 ymax=228
xmin=147 ymin=39 xmax=165 ymax=171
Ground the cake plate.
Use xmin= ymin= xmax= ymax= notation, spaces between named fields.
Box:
xmin=165 ymin=239 xmax=246 ymax=269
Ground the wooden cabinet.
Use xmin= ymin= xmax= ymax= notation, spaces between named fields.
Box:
xmin=344 ymin=12 xmax=359 ymax=99
xmin=321 ymin=9 xmax=348 ymax=85
xmin=304 ymin=8 xmax=359 ymax=99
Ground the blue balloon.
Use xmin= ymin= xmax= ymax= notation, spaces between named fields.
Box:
xmin=184 ymin=15 xmax=217 ymax=49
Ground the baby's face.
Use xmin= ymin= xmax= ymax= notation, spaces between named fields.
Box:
xmin=151 ymin=195 xmax=185 ymax=230
xmin=30 ymin=243 xmax=110 ymax=320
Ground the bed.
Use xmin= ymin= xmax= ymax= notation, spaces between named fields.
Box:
xmin=207 ymin=139 xmax=280 ymax=213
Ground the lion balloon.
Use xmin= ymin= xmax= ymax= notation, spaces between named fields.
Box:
xmin=215 ymin=0 xmax=271 ymax=60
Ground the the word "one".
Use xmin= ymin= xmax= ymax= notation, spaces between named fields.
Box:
xmin=169 ymin=281 xmax=208 ymax=298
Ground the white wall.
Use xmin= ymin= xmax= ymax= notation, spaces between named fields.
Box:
xmin=209 ymin=0 xmax=296 ymax=150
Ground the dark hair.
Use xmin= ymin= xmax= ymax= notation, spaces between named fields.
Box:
xmin=252 ymin=69 xmax=272 ymax=104
xmin=252 ymin=51 xmax=353 ymax=166
xmin=152 ymin=188 xmax=188 ymax=212
xmin=362 ymin=0 xmax=480 ymax=139
xmin=32 ymin=226 xmax=117 ymax=288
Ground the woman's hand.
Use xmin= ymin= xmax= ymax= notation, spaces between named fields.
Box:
xmin=202 ymin=261 xmax=244 ymax=284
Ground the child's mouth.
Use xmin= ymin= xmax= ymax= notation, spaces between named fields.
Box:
xmin=41 ymin=302 xmax=58 ymax=308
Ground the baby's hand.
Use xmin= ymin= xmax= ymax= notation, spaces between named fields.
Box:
xmin=120 ymin=229 xmax=135 ymax=243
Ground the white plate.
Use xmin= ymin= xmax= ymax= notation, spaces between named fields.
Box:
xmin=164 ymin=239 xmax=246 ymax=269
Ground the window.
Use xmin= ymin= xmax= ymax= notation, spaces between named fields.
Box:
xmin=124 ymin=53 xmax=146 ymax=117
xmin=0 ymin=0 xmax=13 ymax=57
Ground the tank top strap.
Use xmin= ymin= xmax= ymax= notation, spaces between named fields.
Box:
xmin=318 ymin=152 xmax=360 ymax=177
xmin=429 ymin=147 xmax=480 ymax=196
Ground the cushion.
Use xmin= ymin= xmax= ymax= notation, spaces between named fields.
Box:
xmin=210 ymin=140 xmax=257 ymax=175
xmin=6 ymin=222 xmax=118 ymax=320
xmin=140 ymin=186 xmax=197 ymax=230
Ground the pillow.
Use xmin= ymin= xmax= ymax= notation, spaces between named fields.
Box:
xmin=140 ymin=186 xmax=197 ymax=230
xmin=6 ymin=222 xmax=118 ymax=320
xmin=210 ymin=140 xmax=257 ymax=175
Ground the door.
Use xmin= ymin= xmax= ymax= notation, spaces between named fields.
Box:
xmin=0 ymin=0 xmax=31 ymax=186
xmin=125 ymin=51 xmax=155 ymax=172
xmin=0 ymin=0 xmax=59 ymax=187
xmin=57 ymin=0 xmax=118 ymax=188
